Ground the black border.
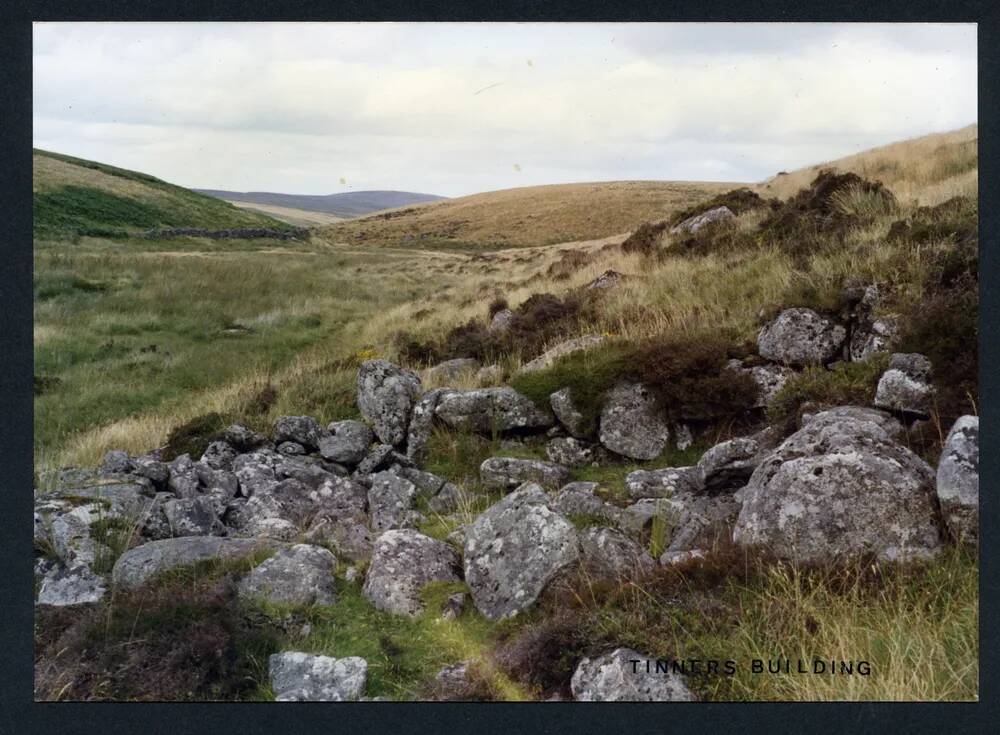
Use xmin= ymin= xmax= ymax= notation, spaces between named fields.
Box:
xmin=2 ymin=3 xmax=997 ymax=733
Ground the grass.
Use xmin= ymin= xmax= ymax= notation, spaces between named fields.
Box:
xmin=34 ymin=126 xmax=979 ymax=702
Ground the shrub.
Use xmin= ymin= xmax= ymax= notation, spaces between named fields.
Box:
xmin=621 ymin=221 xmax=667 ymax=256
xmin=162 ymin=411 xmax=228 ymax=461
xmin=669 ymin=187 xmax=775 ymax=226
xmin=487 ymin=295 xmax=509 ymax=319
xmin=630 ymin=335 xmax=759 ymax=422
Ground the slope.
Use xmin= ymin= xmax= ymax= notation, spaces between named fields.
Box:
xmin=33 ymin=149 xmax=286 ymax=238
xmin=195 ymin=189 xmax=447 ymax=218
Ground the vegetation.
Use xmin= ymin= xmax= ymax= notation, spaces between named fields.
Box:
xmin=34 ymin=127 xmax=979 ymax=701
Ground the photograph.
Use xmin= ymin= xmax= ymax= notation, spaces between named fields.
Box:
xmin=31 ymin=21 xmax=979 ymax=702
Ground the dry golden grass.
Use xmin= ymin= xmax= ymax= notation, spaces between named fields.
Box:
xmin=318 ymin=180 xmax=738 ymax=249
xmin=758 ymin=124 xmax=978 ymax=206
xmin=33 ymin=153 xmax=157 ymax=198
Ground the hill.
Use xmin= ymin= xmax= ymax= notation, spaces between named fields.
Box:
xmin=317 ymin=180 xmax=739 ymax=249
xmin=33 ymin=149 xmax=286 ymax=238
xmin=195 ymin=188 xmax=447 ymax=218
xmin=223 ymin=200 xmax=346 ymax=227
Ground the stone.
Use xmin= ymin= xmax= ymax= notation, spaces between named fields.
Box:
xmin=661 ymin=493 xmax=740 ymax=552
xmin=277 ymin=441 xmax=306 ymax=456
xmin=391 ymin=466 xmax=448 ymax=498
xmin=733 ymin=406 xmax=942 ymax=562
xmin=757 ymin=308 xmax=847 ymax=367
xmin=669 ymin=205 xmax=735 ymax=236
xmin=200 ymin=440 xmax=239 ymax=471
xmin=368 ymin=471 xmax=419 ymax=532
xmin=464 ymin=484 xmax=578 ymax=620
xmin=319 ymin=420 xmax=374 ymax=466
xmin=585 ymin=269 xmax=625 ymax=290
xmin=435 ymin=387 xmax=553 ymax=434
xmin=441 ymin=592 xmax=467 ymax=620
xmin=936 ymin=416 xmax=979 ymax=543
xmin=112 ymin=536 xmax=277 ymax=589
xmin=625 ymin=467 xmax=699 ymax=500
xmin=800 ymin=405 xmax=903 ymax=441
xmin=232 ymin=450 xmax=281 ymax=497
xmin=488 ymin=308 xmax=514 ymax=334
xmin=167 ymin=454 xmax=201 ymax=498
xmin=850 ymin=316 xmax=899 ymax=361
xmin=163 ymin=495 xmax=224 ymax=537
xmin=550 ymin=387 xmax=589 ymax=438
xmin=274 ymin=415 xmax=328 ymax=451
xmin=430 ymin=662 xmax=480 ymax=701
xmin=132 ymin=456 xmax=170 ymax=489
xmin=599 ymin=383 xmax=670 ymax=461
xmin=426 ymin=358 xmax=479 ymax=383
xmin=355 ymin=444 xmax=396 ymax=476
xmin=37 ymin=564 xmax=107 ymax=606
xmin=578 ymin=527 xmax=655 ymax=581
xmin=99 ymin=450 xmax=134 ymax=475
xmin=480 ymin=457 xmax=570 ymax=491
xmin=306 ymin=517 xmax=373 ymax=563
xmin=195 ymin=464 xmax=239 ymax=497
xmin=222 ymin=423 xmax=268 ymax=451
xmin=874 ymin=353 xmax=934 ymax=418
xmin=660 ymin=549 xmax=707 ymax=566
xmin=728 ymin=360 xmax=795 ymax=408
xmin=696 ymin=437 xmax=761 ymax=494
xmin=362 ymin=529 xmax=460 ymax=616
xmin=571 ymin=648 xmax=695 ymax=701
xmin=545 ymin=437 xmax=598 ymax=468
xmin=427 ymin=483 xmax=463 ymax=514
xmin=404 ymin=388 xmax=452 ymax=465
xmin=356 ymin=359 xmax=422 ymax=446
xmin=674 ymin=424 xmax=694 ymax=451
xmin=47 ymin=504 xmax=108 ymax=568
xmin=550 ymin=482 xmax=616 ymax=521
xmin=519 ymin=335 xmax=606 ymax=374
xmin=238 ymin=544 xmax=337 ymax=606
xmin=269 ymin=652 xmax=368 ymax=701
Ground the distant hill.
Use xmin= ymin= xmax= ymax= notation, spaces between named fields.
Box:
xmin=194 ymin=189 xmax=448 ymax=219
xmin=316 ymin=180 xmax=740 ymax=249
xmin=33 ymin=149 xmax=284 ymax=238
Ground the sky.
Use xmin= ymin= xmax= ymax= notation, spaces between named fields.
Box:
xmin=33 ymin=22 xmax=977 ymax=198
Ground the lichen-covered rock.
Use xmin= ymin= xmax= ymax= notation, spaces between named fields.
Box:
xmin=163 ymin=495 xmax=225 ymax=537
xmin=356 ymin=360 xmax=422 ymax=446
xmin=222 ymin=423 xmax=269 ymax=452
xmin=545 ymin=437 xmax=598 ymax=468
xmin=625 ymin=467 xmax=699 ymax=500
xmin=391 ymin=466 xmax=447 ymax=498
xmin=488 ymin=308 xmax=514 ymax=334
xmin=936 ymin=415 xmax=979 ymax=543
xmin=599 ymin=383 xmax=670 ymax=461
xmin=37 ymin=564 xmax=107 ymax=606
xmin=669 ymin=205 xmax=735 ymax=236
xmin=427 ymin=482 xmax=463 ymax=514
xmin=480 ymin=457 xmax=570 ymax=491
xmin=47 ymin=504 xmax=110 ymax=568
xmin=550 ymin=387 xmax=589 ymax=438
xmin=727 ymin=360 xmax=795 ymax=408
xmin=319 ymin=420 xmax=374 ymax=466
xmin=200 ymin=440 xmax=239 ymax=471
xmin=167 ymin=454 xmax=203 ymax=498
xmin=112 ymin=536 xmax=276 ymax=589
xmin=238 ymin=544 xmax=337 ymax=606
xmin=368 ymin=471 xmax=419 ymax=532
xmin=305 ymin=516 xmax=373 ymax=563
xmin=757 ymin=308 xmax=846 ymax=367
xmin=404 ymin=388 xmax=453 ymax=465
xmin=99 ymin=450 xmax=134 ymax=475
xmin=435 ymin=387 xmax=553 ymax=434
xmin=362 ymin=529 xmax=460 ymax=616
xmin=578 ymin=527 xmax=655 ymax=581
xmin=551 ymin=482 xmax=619 ymax=523
xmin=274 ymin=415 xmax=329 ymax=451
xmin=874 ymin=353 xmax=934 ymax=417
xmin=851 ymin=317 xmax=899 ymax=361
xmin=696 ymin=437 xmax=761 ymax=494
xmin=269 ymin=652 xmax=368 ymax=701
xmin=277 ymin=441 xmax=305 ymax=456
xmin=464 ymin=484 xmax=578 ymax=620
xmin=232 ymin=450 xmax=281 ymax=497
xmin=733 ymin=406 xmax=941 ymax=562
xmin=519 ymin=335 xmax=606 ymax=374
xmin=662 ymin=493 xmax=740 ymax=552
xmin=354 ymin=443 xmax=397 ymax=476
xmin=660 ymin=549 xmax=707 ymax=566
xmin=799 ymin=405 xmax=903 ymax=440
xmin=571 ymin=648 xmax=695 ymax=701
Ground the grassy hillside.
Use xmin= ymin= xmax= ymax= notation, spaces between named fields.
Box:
xmin=317 ymin=180 xmax=739 ymax=249
xmin=33 ymin=149 xmax=286 ymax=238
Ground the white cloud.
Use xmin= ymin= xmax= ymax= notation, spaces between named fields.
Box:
xmin=33 ymin=22 xmax=977 ymax=196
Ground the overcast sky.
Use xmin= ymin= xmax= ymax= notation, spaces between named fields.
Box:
xmin=33 ymin=22 xmax=977 ymax=197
